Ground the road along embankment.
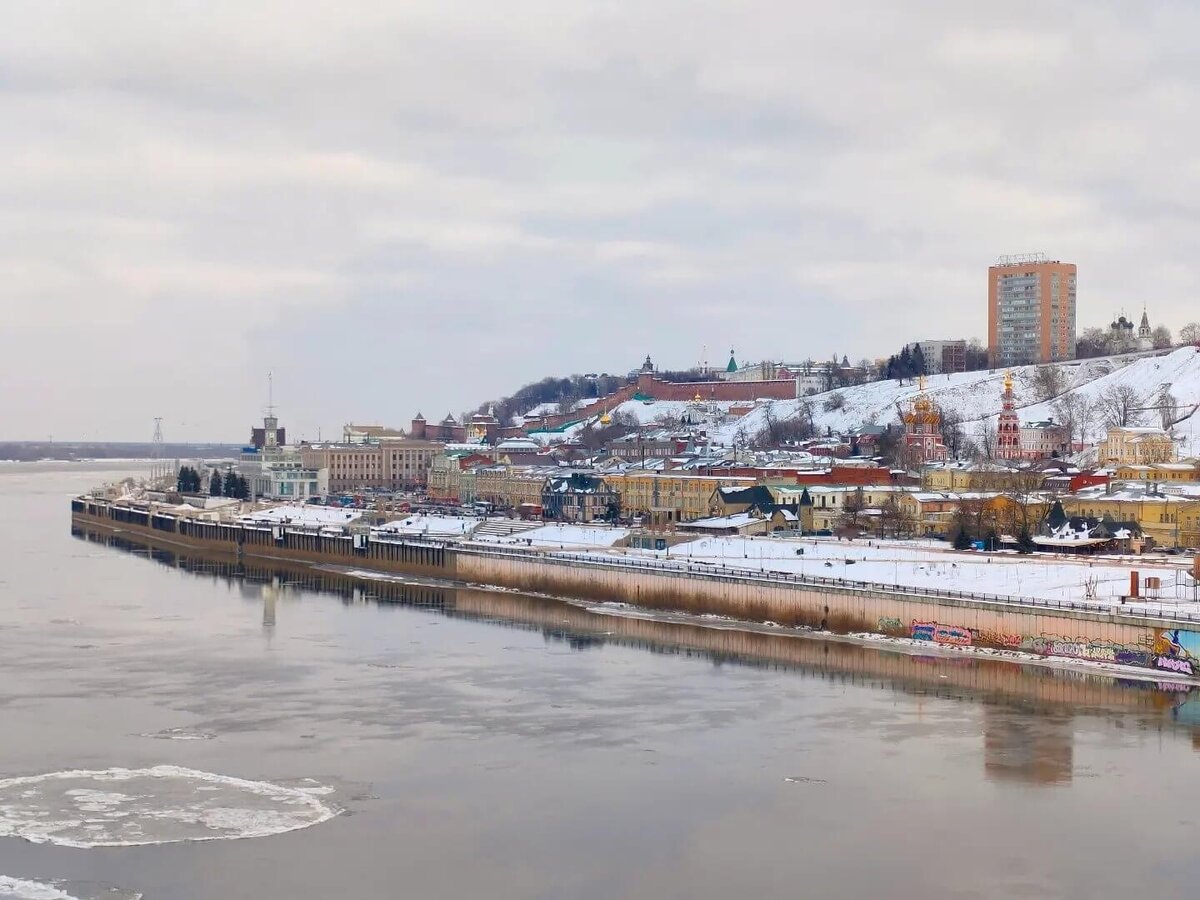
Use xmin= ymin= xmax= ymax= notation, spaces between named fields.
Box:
xmin=71 ymin=497 xmax=1200 ymax=681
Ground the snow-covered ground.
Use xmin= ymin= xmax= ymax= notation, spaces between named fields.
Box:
xmin=240 ymin=505 xmax=362 ymax=527
xmin=374 ymin=514 xmax=480 ymax=537
xmin=620 ymin=534 xmax=1200 ymax=613
xmin=474 ymin=523 xmax=631 ymax=549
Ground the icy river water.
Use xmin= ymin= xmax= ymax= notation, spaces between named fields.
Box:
xmin=3 ymin=463 xmax=1200 ymax=899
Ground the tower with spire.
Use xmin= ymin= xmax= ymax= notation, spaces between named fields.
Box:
xmin=997 ymin=372 xmax=1021 ymax=460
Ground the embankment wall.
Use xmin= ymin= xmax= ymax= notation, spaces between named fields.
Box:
xmin=71 ymin=499 xmax=1200 ymax=680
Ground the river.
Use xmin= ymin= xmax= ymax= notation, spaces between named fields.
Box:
xmin=1 ymin=463 xmax=1199 ymax=899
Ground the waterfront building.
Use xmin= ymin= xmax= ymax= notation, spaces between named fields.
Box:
xmin=239 ymin=412 xmax=326 ymax=501
xmin=541 ymin=473 xmax=618 ymax=523
xmin=301 ymin=438 xmax=444 ymax=493
xmin=988 ymin=254 xmax=1077 ymax=366
xmin=1059 ymin=483 xmax=1200 ymax=548
xmin=604 ymin=472 xmax=755 ymax=523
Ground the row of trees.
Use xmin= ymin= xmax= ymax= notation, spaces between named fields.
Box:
xmin=176 ymin=466 xmax=250 ymax=499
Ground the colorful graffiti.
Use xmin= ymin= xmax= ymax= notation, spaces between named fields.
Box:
xmin=1017 ymin=634 xmax=1149 ymax=667
xmin=911 ymin=621 xmax=972 ymax=646
xmin=866 ymin=620 xmax=1199 ymax=679
xmin=1154 ymin=629 xmax=1200 ymax=664
xmin=973 ymin=628 xmax=1023 ymax=649
xmin=1155 ymin=655 xmax=1195 ymax=677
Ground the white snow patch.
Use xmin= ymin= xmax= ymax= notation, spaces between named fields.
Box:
xmin=0 ymin=766 xmax=338 ymax=848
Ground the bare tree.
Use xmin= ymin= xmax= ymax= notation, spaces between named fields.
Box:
xmin=1031 ymin=364 xmax=1066 ymax=401
xmin=1156 ymin=385 xmax=1179 ymax=429
xmin=1097 ymin=384 xmax=1146 ymax=429
xmin=1181 ymin=323 xmax=1200 ymax=345
xmin=1051 ymin=392 xmax=1096 ymax=450
xmin=822 ymin=391 xmax=846 ymax=412
xmin=940 ymin=409 xmax=966 ymax=459
xmin=1006 ymin=469 xmax=1048 ymax=532
xmin=879 ymin=494 xmax=913 ymax=538
xmin=975 ymin=421 xmax=997 ymax=460
xmin=1152 ymin=325 xmax=1174 ymax=350
xmin=837 ymin=489 xmax=866 ymax=529
xmin=1076 ymin=326 xmax=1112 ymax=359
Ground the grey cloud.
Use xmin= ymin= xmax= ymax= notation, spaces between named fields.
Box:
xmin=2 ymin=1 xmax=1199 ymax=439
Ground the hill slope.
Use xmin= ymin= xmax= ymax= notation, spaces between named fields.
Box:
xmin=551 ymin=347 xmax=1200 ymax=454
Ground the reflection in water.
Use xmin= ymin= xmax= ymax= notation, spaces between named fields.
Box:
xmin=983 ymin=706 xmax=1074 ymax=785
xmin=74 ymin=526 xmax=1200 ymax=785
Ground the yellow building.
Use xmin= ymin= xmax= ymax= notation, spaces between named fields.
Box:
xmin=1060 ymin=489 xmax=1200 ymax=548
xmin=922 ymin=462 xmax=1037 ymax=493
xmin=1112 ymin=461 xmax=1200 ymax=483
xmin=1099 ymin=427 xmax=1176 ymax=466
xmin=773 ymin=485 xmax=916 ymax=532
xmin=604 ymin=473 xmax=755 ymax=522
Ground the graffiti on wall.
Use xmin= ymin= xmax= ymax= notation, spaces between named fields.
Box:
xmin=1152 ymin=629 xmax=1200 ymax=678
xmin=1020 ymin=634 xmax=1149 ymax=668
xmin=973 ymin=628 xmax=1023 ymax=649
xmin=1155 ymin=655 xmax=1195 ymax=676
xmin=911 ymin=621 xmax=972 ymax=646
xmin=867 ymin=619 xmax=1198 ymax=679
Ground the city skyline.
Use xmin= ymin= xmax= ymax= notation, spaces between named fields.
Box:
xmin=4 ymin=2 xmax=1200 ymax=441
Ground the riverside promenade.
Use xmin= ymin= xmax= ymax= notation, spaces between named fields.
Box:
xmin=72 ymin=496 xmax=1200 ymax=682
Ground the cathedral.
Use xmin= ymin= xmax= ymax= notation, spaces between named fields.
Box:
xmin=902 ymin=378 xmax=949 ymax=465
xmin=1110 ymin=307 xmax=1154 ymax=352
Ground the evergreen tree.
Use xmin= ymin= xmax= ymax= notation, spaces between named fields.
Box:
xmin=983 ymin=527 xmax=999 ymax=552
xmin=209 ymin=470 xmax=222 ymax=496
xmin=237 ymin=475 xmax=250 ymax=499
xmin=1016 ymin=527 xmax=1035 ymax=554
xmin=176 ymin=467 xmax=189 ymax=493
xmin=952 ymin=527 xmax=973 ymax=551
xmin=911 ymin=343 xmax=927 ymax=377
xmin=223 ymin=470 xmax=238 ymax=497
xmin=898 ymin=345 xmax=913 ymax=375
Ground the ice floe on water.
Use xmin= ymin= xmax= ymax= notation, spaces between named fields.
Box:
xmin=0 ymin=877 xmax=139 ymax=900
xmin=0 ymin=766 xmax=338 ymax=848
xmin=136 ymin=727 xmax=215 ymax=741
xmin=0 ymin=877 xmax=81 ymax=900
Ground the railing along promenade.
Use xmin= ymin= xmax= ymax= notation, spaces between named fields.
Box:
xmin=72 ymin=497 xmax=1200 ymax=628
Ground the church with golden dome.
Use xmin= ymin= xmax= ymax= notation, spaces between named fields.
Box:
xmin=902 ymin=377 xmax=949 ymax=464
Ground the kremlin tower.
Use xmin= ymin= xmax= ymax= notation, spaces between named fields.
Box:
xmin=997 ymin=372 xmax=1021 ymax=460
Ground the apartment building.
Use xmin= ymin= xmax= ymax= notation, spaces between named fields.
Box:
xmin=988 ymin=254 xmax=1077 ymax=366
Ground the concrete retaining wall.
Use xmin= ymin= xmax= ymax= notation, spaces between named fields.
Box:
xmin=71 ymin=500 xmax=1200 ymax=680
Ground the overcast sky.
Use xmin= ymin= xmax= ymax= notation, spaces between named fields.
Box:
xmin=3 ymin=1 xmax=1198 ymax=441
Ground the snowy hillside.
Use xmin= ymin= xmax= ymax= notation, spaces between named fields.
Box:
xmin=542 ymin=346 xmax=1200 ymax=453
